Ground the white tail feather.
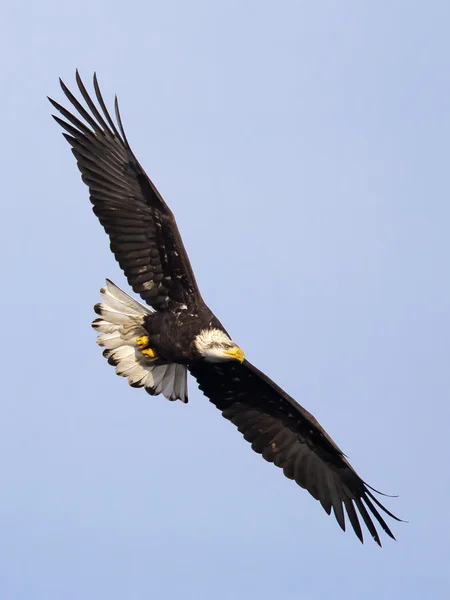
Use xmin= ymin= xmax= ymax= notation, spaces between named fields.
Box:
xmin=101 ymin=279 xmax=150 ymax=315
xmin=92 ymin=280 xmax=188 ymax=403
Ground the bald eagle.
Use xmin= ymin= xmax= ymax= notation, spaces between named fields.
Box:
xmin=49 ymin=72 xmax=401 ymax=546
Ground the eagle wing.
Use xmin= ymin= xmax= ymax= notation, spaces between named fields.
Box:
xmin=49 ymin=71 xmax=202 ymax=313
xmin=189 ymin=360 xmax=401 ymax=546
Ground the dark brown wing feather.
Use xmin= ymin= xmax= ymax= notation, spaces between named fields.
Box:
xmin=49 ymin=71 xmax=203 ymax=312
xmin=189 ymin=360 xmax=401 ymax=546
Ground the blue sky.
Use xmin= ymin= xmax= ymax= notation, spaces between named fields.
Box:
xmin=1 ymin=1 xmax=449 ymax=598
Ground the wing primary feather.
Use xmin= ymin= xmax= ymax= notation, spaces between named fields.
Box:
xmin=51 ymin=94 xmax=127 ymax=166
xmin=114 ymin=95 xmax=131 ymax=148
xmin=354 ymin=498 xmax=381 ymax=546
xmin=52 ymin=114 xmax=86 ymax=139
xmin=62 ymin=133 xmax=76 ymax=145
xmin=93 ymin=72 xmax=125 ymax=143
xmin=362 ymin=495 xmax=397 ymax=540
xmin=343 ymin=498 xmax=364 ymax=544
xmin=366 ymin=489 xmax=404 ymax=522
xmin=59 ymin=78 xmax=103 ymax=134
xmin=363 ymin=481 xmax=399 ymax=498
xmin=75 ymin=70 xmax=115 ymax=139
xmin=49 ymin=98 xmax=94 ymax=138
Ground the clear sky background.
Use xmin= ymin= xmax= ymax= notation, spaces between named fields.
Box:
xmin=1 ymin=1 xmax=449 ymax=599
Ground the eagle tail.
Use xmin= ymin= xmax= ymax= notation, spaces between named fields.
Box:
xmin=91 ymin=280 xmax=188 ymax=403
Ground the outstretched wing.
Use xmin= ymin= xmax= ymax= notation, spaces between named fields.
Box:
xmin=189 ymin=360 xmax=401 ymax=546
xmin=49 ymin=71 xmax=203 ymax=313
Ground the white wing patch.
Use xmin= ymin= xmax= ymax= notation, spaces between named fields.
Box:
xmin=92 ymin=280 xmax=188 ymax=403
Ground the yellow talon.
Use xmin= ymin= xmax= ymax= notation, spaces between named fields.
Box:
xmin=141 ymin=347 xmax=157 ymax=358
xmin=136 ymin=335 xmax=150 ymax=350
xmin=136 ymin=336 xmax=157 ymax=358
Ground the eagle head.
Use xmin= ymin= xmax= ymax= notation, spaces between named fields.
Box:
xmin=194 ymin=328 xmax=245 ymax=363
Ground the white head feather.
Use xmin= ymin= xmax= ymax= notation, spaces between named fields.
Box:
xmin=194 ymin=329 xmax=245 ymax=363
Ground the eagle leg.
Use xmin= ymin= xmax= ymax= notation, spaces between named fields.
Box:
xmin=136 ymin=335 xmax=157 ymax=358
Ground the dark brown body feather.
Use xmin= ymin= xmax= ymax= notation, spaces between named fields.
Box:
xmin=143 ymin=309 xmax=225 ymax=363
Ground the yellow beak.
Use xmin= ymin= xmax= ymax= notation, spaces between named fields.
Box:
xmin=224 ymin=346 xmax=245 ymax=363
